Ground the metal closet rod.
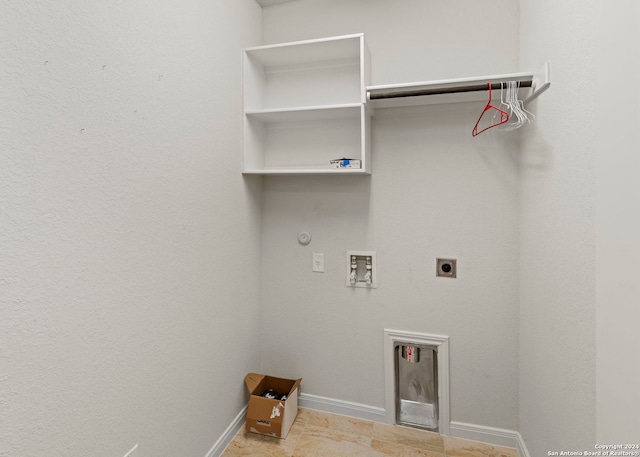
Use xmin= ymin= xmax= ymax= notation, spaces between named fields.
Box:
xmin=369 ymin=80 xmax=534 ymax=100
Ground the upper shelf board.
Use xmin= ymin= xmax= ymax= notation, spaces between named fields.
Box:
xmin=243 ymin=33 xmax=363 ymax=68
xmin=367 ymin=62 xmax=551 ymax=109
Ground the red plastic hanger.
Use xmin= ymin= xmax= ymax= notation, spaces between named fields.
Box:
xmin=472 ymin=83 xmax=510 ymax=136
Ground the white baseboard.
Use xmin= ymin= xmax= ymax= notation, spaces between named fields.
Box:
xmin=204 ymin=405 xmax=247 ymax=457
xmin=298 ymin=393 xmax=387 ymax=423
xmin=301 ymin=394 xmax=531 ymax=457
xmin=207 ymin=397 xmax=531 ymax=457
xmin=516 ymin=434 xmax=531 ymax=457
xmin=450 ymin=421 xmax=530 ymax=457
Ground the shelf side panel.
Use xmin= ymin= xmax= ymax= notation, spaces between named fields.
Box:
xmin=362 ymin=106 xmax=372 ymax=174
xmin=361 ymin=35 xmax=372 ymax=104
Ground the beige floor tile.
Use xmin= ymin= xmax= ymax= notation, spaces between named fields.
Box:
xmin=222 ymin=409 xmax=520 ymax=457
xmin=306 ymin=410 xmax=375 ymax=437
xmin=443 ymin=436 xmax=518 ymax=457
xmin=222 ymin=429 xmax=293 ymax=457
xmin=291 ymin=424 xmax=376 ymax=457
xmin=372 ymin=423 xmax=445 ymax=454
xmin=286 ymin=409 xmax=311 ymax=440
xmin=371 ymin=438 xmax=446 ymax=457
xmin=296 ymin=408 xmax=313 ymax=423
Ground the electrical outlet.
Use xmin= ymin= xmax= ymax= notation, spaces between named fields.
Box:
xmin=123 ymin=444 xmax=138 ymax=457
xmin=313 ymin=253 xmax=324 ymax=272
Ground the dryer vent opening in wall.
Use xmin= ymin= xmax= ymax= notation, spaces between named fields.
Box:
xmin=384 ymin=330 xmax=451 ymax=435
xmin=395 ymin=343 xmax=438 ymax=430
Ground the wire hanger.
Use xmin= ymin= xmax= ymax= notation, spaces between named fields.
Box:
xmin=499 ymin=81 xmax=536 ymax=131
xmin=472 ymin=83 xmax=510 ymax=137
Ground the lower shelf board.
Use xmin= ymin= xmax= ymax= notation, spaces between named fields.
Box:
xmin=242 ymin=166 xmax=370 ymax=175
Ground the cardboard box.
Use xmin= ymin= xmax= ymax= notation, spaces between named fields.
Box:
xmin=244 ymin=372 xmax=302 ymax=439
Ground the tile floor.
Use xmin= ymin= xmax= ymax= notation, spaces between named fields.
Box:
xmin=221 ymin=408 xmax=519 ymax=457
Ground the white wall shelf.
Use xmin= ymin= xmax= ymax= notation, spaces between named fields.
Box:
xmin=245 ymin=103 xmax=362 ymax=123
xmin=367 ymin=62 xmax=551 ymax=110
xmin=242 ymin=32 xmax=550 ymax=175
xmin=242 ymin=34 xmax=371 ymax=175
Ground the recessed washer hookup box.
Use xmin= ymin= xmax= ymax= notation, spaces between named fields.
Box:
xmin=244 ymin=372 xmax=302 ymax=439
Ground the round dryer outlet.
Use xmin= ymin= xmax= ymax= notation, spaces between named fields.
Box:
xmin=436 ymin=258 xmax=457 ymax=278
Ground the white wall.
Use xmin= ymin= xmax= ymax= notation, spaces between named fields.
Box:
xmin=260 ymin=0 xmax=521 ymax=430
xmin=0 ymin=1 xmax=262 ymax=456
xmin=263 ymin=0 xmax=519 ymax=85
xmin=519 ymin=0 xmax=597 ymax=454
xmin=595 ymin=0 xmax=640 ymax=442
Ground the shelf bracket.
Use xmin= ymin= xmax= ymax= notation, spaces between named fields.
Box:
xmin=524 ymin=62 xmax=551 ymax=104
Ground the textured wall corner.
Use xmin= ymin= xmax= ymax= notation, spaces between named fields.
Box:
xmin=0 ymin=1 xmax=262 ymax=456
xmin=519 ymin=0 xmax=597 ymax=453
